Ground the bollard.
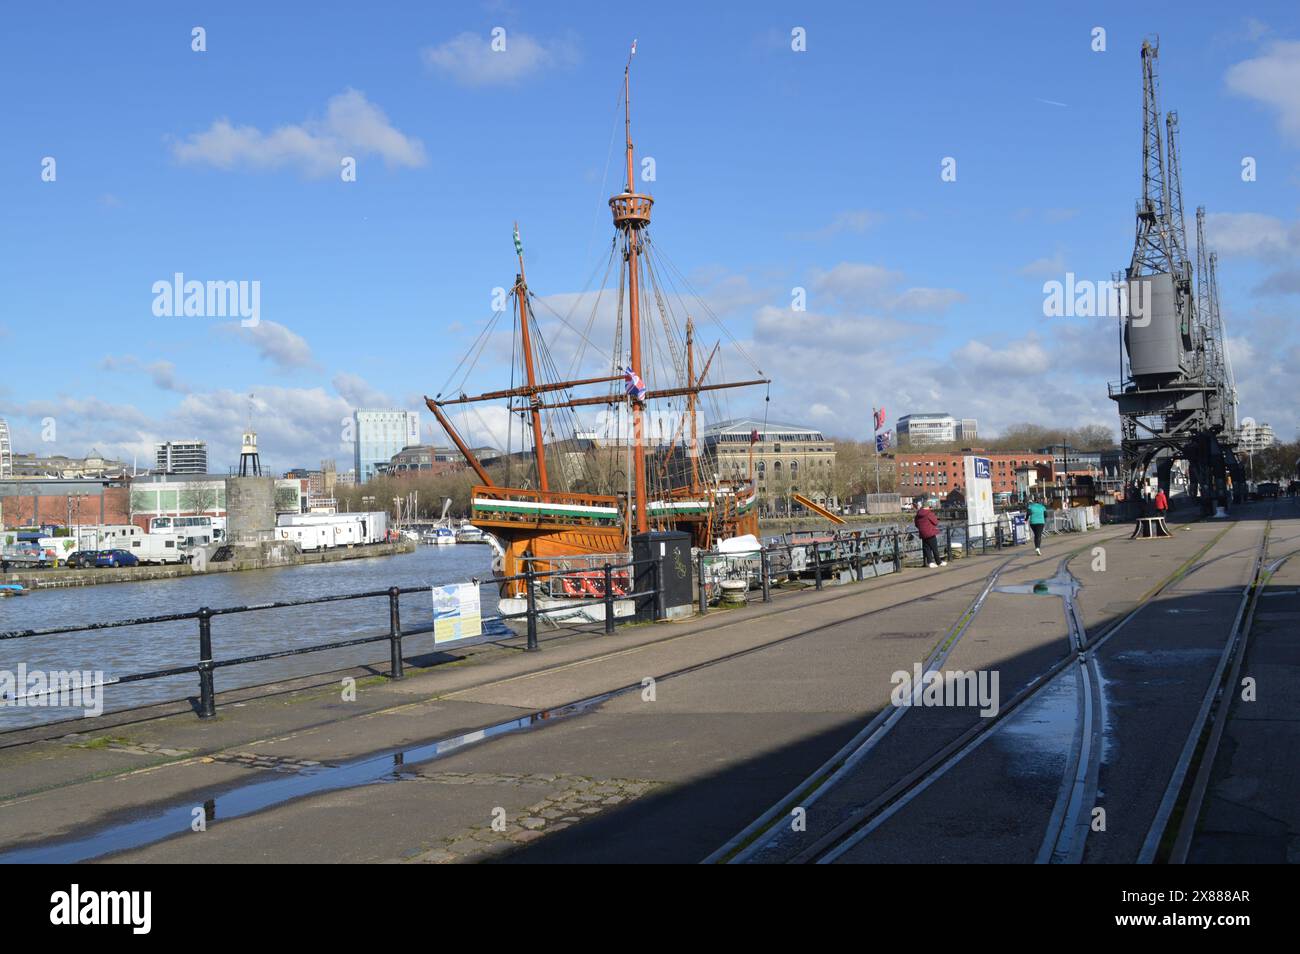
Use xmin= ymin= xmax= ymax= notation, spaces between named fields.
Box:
xmin=945 ymin=527 xmax=952 ymax=562
xmin=524 ymin=563 xmax=539 ymax=651
xmin=197 ymin=607 xmax=216 ymax=718
xmin=761 ymin=548 xmax=772 ymax=602
xmin=388 ymin=586 xmax=404 ymax=679
xmin=604 ymin=563 xmax=615 ymax=634
xmin=697 ymin=552 xmax=708 ymax=616
xmin=853 ymin=531 xmax=863 ymax=581
xmin=893 ymin=531 xmax=901 ymax=571
xmin=982 ymin=523 xmax=988 ymax=555
xmin=813 ymin=545 xmax=823 ymax=590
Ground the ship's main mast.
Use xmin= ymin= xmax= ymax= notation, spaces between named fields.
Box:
xmin=611 ymin=44 xmax=654 ymax=533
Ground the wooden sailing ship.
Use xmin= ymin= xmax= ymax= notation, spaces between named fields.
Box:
xmin=425 ymin=48 xmax=766 ymax=596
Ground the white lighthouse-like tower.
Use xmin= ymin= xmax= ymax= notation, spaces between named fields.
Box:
xmin=238 ymin=430 xmax=262 ymax=477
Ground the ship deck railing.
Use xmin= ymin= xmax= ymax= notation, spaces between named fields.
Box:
xmin=470 ymin=485 xmax=623 ymax=527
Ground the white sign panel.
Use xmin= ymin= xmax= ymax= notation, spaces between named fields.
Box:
xmin=432 ymin=582 xmax=482 ymax=644
xmin=964 ymin=455 xmax=995 ymax=538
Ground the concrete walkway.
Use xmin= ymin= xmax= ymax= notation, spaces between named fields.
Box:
xmin=1 ymin=509 xmax=1286 ymax=863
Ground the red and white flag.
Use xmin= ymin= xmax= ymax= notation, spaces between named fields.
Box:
xmin=624 ymin=368 xmax=646 ymax=401
xmin=873 ymin=406 xmax=886 ymax=431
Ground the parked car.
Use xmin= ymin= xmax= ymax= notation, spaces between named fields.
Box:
xmin=65 ymin=550 xmax=101 ymax=568
xmin=95 ymin=549 xmax=140 ymax=568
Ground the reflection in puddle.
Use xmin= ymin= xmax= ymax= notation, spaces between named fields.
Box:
xmin=995 ymin=670 xmax=1076 ymax=779
xmin=0 ymin=693 xmax=612 ymax=863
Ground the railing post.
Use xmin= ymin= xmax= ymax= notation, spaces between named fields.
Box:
xmin=761 ymin=547 xmax=772 ymax=602
xmin=982 ymin=524 xmax=988 ymax=555
xmin=893 ymin=530 xmax=901 ymax=571
xmin=197 ymin=607 xmax=216 ymax=719
xmin=650 ymin=559 xmax=661 ymax=620
xmin=697 ymin=552 xmax=708 ymax=616
xmin=604 ymin=563 xmax=615 ymax=634
xmin=853 ymin=531 xmax=863 ymax=581
xmin=388 ymin=586 xmax=404 ymax=679
xmin=945 ymin=527 xmax=952 ymax=562
xmin=525 ymin=563 xmax=539 ymax=651
xmin=813 ymin=544 xmax=823 ymax=590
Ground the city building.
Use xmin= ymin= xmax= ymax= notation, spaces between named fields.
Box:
xmin=702 ymin=418 xmax=837 ymax=511
xmin=7 ymin=450 xmax=128 ymax=479
xmin=1 ymin=478 xmax=131 ymax=529
xmin=0 ymin=419 xmax=11 ymax=479
xmin=1238 ymin=421 xmax=1276 ymax=454
xmin=353 ymin=410 xmax=420 ymax=484
xmin=897 ymin=413 xmax=978 ymax=447
xmin=896 ymin=449 xmax=1056 ymax=499
xmin=380 ymin=444 xmax=464 ymax=476
xmin=155 ymin=440 xmax=209 ymax=475
xmin=1036 ymin=445 xmax=1103 ymax=477
xmin=128 ymin=474 xmax=228 ymax=530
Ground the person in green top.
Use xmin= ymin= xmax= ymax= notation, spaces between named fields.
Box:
xmin=1026 ymin=498 xmax=1048 ymax=555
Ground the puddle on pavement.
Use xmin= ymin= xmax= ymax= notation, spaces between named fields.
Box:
xmin=994 ymin=670 xmax=1077 ymax=778
xmin=0 ymin=692 xmax=615 ymax=863
xmin=994 ymin=566 xmax=1081 ymax=599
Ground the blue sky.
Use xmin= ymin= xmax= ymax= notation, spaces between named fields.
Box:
xmin=3 ymin=1 xmax=1299 ymax=472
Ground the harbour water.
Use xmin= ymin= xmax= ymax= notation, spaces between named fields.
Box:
xmin=0 ymin=544 xmax=497 ymax=730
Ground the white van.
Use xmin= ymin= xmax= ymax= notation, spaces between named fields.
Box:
xmin=130 ymin=532 xmax=189 ymax=565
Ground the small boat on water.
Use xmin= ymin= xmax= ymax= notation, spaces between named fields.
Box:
xmin=425 ymin=526 xmax=456 ymax=546
xmin=0 ymin=583 xmax=29 ymax=597
xmin=455 ymin=525 xmax=487 ymax=544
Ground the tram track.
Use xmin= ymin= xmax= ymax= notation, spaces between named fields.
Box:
xmin=710 ymin=519 xmax=1240 ymax=864
xmin=1156 ymin=506 xmax=1300 ymax=863
xmin=704 ymin=534 xmax=1133 ymax=864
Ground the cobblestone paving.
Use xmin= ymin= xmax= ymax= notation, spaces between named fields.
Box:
xmin=404 ymin=771 xmax=660 ymax=863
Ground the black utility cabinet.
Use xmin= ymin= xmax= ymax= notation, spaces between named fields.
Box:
xmin=631 ymin=530 xmax=693 ymax=621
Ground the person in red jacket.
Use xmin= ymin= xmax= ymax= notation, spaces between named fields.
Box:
xmin=914 ymin=502 xmax=945 ymax=568
xmin=1154 ymin=488 xmax=1168 ymax=517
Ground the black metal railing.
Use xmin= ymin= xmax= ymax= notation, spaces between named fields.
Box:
xmin=695 ymin=510 xmax=1088 ymax=611
xmin=0 ymin=558 xmax=657 ymax=721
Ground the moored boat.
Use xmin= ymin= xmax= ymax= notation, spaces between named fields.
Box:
xmin=425 ymin=45 xmax=769 ymax=597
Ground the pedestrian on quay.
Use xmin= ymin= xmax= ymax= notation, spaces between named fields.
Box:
xmin=1154 ymin=487 xmax=1168 ymax=519
xmin=914 ymin=501 xmax=945 ymax=568
xmin=1026 ymin=495 xmax=1047 ymax=555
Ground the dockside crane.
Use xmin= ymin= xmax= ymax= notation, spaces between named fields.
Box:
xmin=1111 ymin=39 xmax=1243 ymax=514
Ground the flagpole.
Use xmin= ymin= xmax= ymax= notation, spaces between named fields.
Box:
xmin=872 ymin=406 xmax=882 ymax=497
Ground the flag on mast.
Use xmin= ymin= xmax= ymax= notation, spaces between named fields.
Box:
xmin=873 ymin=406 xmax=886 ymax=431
xmin=876 ymin=430 xmax=893 ymax=453
xmin=624 ymin=368 xmax=647 ymax=401
xmin=630 ymin=38 xmax=637 ymax=56
xmin=513 ymin=224 xmax=523 ymax=256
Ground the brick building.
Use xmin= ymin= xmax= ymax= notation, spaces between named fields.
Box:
xmin=0 ymin=479 xmax=131 ymax=528
xmin=896 ymin=450 xmax=1057 ymax=499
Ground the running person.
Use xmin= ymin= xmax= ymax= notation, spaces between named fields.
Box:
xmin=1027 ymin=497 xmax=1047 ymax=555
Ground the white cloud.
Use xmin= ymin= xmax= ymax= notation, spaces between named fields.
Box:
xmin=1018 ymin=252 xmax=1066 ymax=278
xmin=422 ymin=30 xmax=579 ymax=87
xmin=223 ymin=320 xmax=316 ymax=370
xmin=333 ymin=371 xmax=393 ymax=408
xmin=809 ymin=262 xmax=965 ymax=315
xmin=101 ymin=356 xmax=191 ymax=393
xmin=952 ymin=338 xmax=1050 ymax=377
xmin=795 ymin=209 xmax=885 ymax=240
xmin=1204 ymin=211 xmax=1295 ymax=259
xmin=1226 ymin=40 xmax=1300 ymax=141
xmin=171 ymin=89 xmax=426 ymax=177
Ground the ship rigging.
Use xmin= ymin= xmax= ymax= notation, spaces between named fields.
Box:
xmin=425 ymin=46 xmax=770 ymax=594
